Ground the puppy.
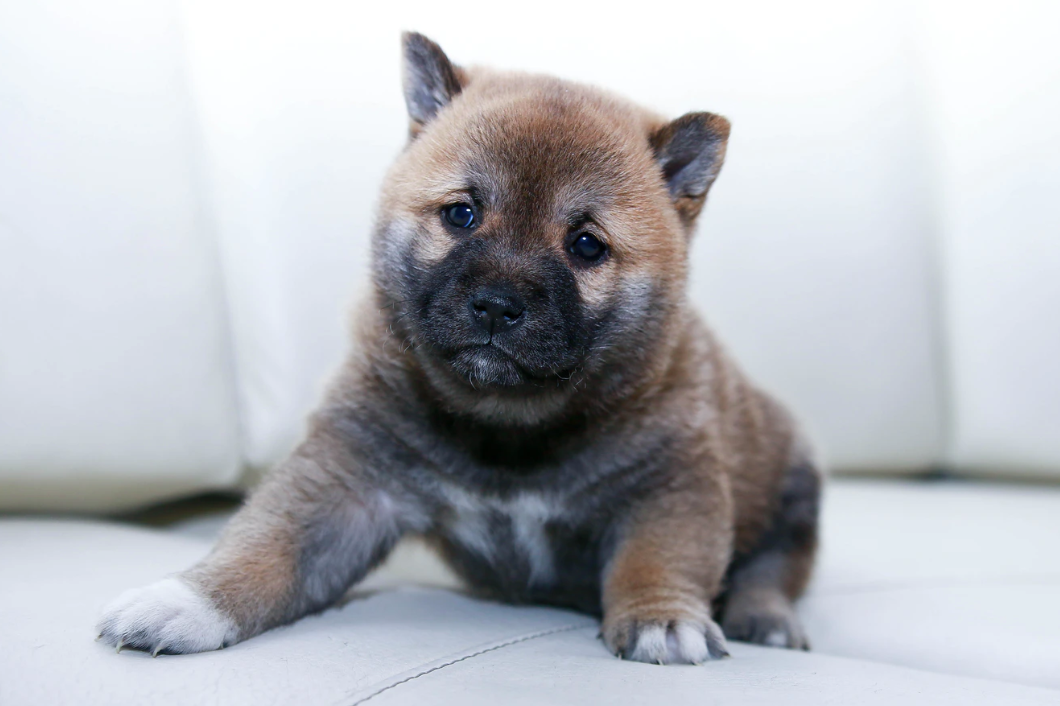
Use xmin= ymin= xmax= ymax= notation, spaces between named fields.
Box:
xmin=98 ymin=32 xmax=821 ymax=664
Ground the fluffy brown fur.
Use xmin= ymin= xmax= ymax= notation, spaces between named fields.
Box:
xmin=98 ymin=32 xmax=821 ymax=664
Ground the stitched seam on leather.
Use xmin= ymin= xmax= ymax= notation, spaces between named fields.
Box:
xmin=348 ymin=622 xmax=593 ymax=705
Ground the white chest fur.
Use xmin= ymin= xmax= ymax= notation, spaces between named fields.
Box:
xmin=441 ymin=486 xmax=564 ymax=586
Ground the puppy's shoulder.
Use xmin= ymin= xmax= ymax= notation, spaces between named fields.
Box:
xmin=666 ymin=311 xmax=797 ymax=449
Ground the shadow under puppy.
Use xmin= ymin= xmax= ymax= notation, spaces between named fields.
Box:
xmin=98 ymin=32 xmax=821 ymax=665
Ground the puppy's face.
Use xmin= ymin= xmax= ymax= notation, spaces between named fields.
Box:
xmin=372 ymin=34 xmax=729 ymax=424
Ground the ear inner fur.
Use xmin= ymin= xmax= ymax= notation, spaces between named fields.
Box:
xmin=651 ymin=112 xmax=731 ymax=228
xmin=402 ymin=31 xmax=465 ymax=134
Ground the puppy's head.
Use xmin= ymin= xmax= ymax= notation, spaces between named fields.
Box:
xmin=373 ymin=33 xmax=729 ymax=425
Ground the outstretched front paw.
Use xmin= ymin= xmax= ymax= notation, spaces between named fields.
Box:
xmin=96 ymin=577 xmax=237 ymax=656
xmin=602 ymin=612 xmax=730 ymax=665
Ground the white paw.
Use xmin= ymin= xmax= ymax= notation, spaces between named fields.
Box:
xmin=606 ymin=617 xmax=730 ymax=665
xmin=96 ymin=577 xmax=237 ymax=655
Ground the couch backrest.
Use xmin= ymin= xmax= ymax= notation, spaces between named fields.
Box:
xmin=2 ymin=0 xmax=1058 ymax=511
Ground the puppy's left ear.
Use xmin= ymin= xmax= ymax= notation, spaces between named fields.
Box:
xmin=650 ymin=112 xmax=731 ymax=227
xmin=402 ymin=32 xmax=464 ymax=137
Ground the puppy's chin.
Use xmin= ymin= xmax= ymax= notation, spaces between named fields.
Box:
xmin=453 ymin=345 xmax=528 ymax=389
xmin=417 ymin=345 xmax=581 ymax=426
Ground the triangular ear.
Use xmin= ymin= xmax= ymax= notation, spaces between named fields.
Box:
xmin=650 ymin=112 xmax=731 ymax=226
xmin=402 ymin=32 xmax=463 ymax=136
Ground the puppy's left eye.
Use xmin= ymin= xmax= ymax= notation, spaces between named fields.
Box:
xmin=443 ymin=204 xmax=476 ymax=229
xmin=568 ymin=232 xmax=606 ymax=262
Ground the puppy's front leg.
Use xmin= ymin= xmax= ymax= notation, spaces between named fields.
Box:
xmin=97 ymin=429 xmax=405 ymax=655
xmin=601 ymin=474 xmax=734 ymax=665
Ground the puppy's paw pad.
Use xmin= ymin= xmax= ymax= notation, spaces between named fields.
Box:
xmin=96 ymin=577 xmax=236 ymax=655
xmin=723 ymin=606 xmax=809 ymax=651
xmin=604 ymin=617 xmax=729 ymax=665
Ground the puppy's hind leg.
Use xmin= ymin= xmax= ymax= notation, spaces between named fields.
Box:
xmin=97 ymin=427 xmax=409 ymax=655
xmin=721 ymin=459 xmax=821 ymax=651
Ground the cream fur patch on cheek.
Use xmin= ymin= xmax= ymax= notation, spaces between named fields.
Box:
xmin=577 ymin=268 xmax=656 ymax=319
xmin=573 ymin=263 xmax=619 ymax=309
xmin=418 ymin=226 xmax=457 ymax=264
xmin=381 ymin=215 xmax=456 ymax=269
xmin=615 ymin=275 xmax=656 ymax=317
xmin=402 ymin=211 xmax=456 ymax=265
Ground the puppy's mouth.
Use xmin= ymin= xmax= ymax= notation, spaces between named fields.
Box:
xmin=449 ymin=343 xmax=575 ymax=390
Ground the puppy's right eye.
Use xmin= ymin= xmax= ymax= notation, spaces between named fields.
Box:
xmin=443 ymin=204 xmax=476 ymax=229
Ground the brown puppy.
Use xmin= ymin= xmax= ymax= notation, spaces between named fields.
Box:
xmin=98 ymin=33 xmax=820 ymax=664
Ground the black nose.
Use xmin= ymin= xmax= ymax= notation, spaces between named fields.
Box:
xmin=470 ymin=287 xmax=526 ymax=335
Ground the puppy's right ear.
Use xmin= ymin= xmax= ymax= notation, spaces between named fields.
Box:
xmin=402 ymin=32 xmax=463 ymax=136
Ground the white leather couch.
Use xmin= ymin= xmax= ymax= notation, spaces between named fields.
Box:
xmin=2 ymin=1 xmax=1059 ymax=703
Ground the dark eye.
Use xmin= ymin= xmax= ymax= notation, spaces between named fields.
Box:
xmin=568 ymin=232 xmax=606 ymax=262
xmin=443 ymin=203 xmax=476 ymax=229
